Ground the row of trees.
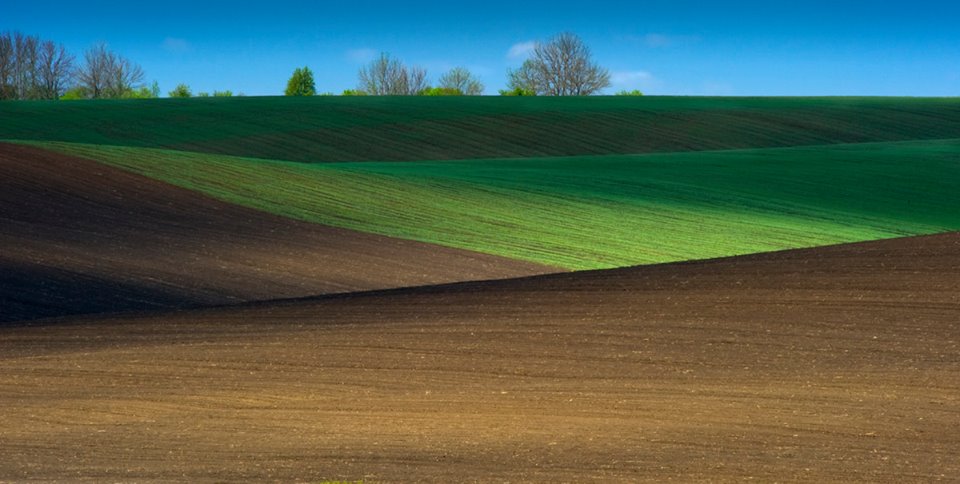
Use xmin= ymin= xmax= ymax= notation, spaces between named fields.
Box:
xmin=0 ymin=31 xmax=151 ymax=100
xmin=283 ymin=33 xmax=613 ymax=97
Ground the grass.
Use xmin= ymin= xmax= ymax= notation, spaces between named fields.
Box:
xmin=2 ymin=96 xmax=959 ymax=163
xmin=28 ymin=139 xmax=960 ymax=270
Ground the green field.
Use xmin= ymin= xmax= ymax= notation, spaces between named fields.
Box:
xmin=3 ymin=96 xmax=960 ymax=163
xmin=29 ymin=138 xmax=960 ymax=270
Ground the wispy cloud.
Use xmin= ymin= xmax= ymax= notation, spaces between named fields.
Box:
xmin=346 ymin=48 xmax=377 ymax=64
xmin=161 ymin=37 xmax=191 ymax=53
xmin=610 ymin=70 xmax=658 ymax=92
xmin=624 ymin=33 xmax=700 ymax=48
xmin=507 ymin=41 xmax=536 ymax=59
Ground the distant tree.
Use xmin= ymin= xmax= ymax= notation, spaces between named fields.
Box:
xmin=12 ymin=32 xmax=41 ymax=99
xmin=124 ymin=86 xmax=156 ymax=99
xmin=357 ymin=53 xmax=426 ymax=95
xmin=341 ymin=89 xmax=367 ymax=96
xmin=60 ymin=86 xmax=89 ymax=100
xmin=150 ymin=80 xmax=160 ymax=98
xmin=0 ymin=32 xmax=13 ymax=99
xmin=284 ymin=66 xmax=316 ymax=96
xmin=498 ymin=86 xmax=536 ymax=96
xmin=196 ymin=91 xmax=210 ymax=97
xmin=614 ymin=89 xmax=644 ymax=96
xmin=438 ymin=67 xmax=483 ymax=95
xmin=168 ymin=83 xmax=192 ymax=98
xmin=507 ymin=32 xmax=610 ymax=96
xmin=36 ymin=40 xmax=74 ymax=99
xmin=213 ymin=90 xmax=233 ymax=97
xmin=419 ymin=86 xmax=462 ymax=96
xmin=77 ymin=43 xmax=145 ymax=99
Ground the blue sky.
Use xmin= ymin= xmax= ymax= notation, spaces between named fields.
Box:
xmin=4 ymin=1 xmax=958 ymax=96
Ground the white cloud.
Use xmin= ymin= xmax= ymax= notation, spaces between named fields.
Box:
xmin=161 ymin=37 xmax=191 ymax=53
xmin=611 ymin=70 xmax=655 ymax=86
xmin=346 ymin=48 xmax=377 ymax=64
xmin=507 ymin=41 xmax=536 ymax=59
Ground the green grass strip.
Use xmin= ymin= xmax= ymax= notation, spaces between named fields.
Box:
xmin=23 ymin=139 xmax=960 ymax=270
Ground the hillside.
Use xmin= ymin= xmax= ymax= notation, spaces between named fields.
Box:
xmin=2 ymin=96 xmax=959 ymax=162
xmin=1 ymin=233 xmax=957 ymax=481
xmin=0 ymin=143 xmax=554 ymax=324
xmin=33 ymin=138 xmax=960 ymax=269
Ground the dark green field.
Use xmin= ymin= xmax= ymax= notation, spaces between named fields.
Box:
xmin=3 ymin=96 xmax=960 ymax=162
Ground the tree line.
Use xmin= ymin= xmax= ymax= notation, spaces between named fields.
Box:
xmin=2 ymin=31 xmax=637 ymax=100
xmin=286 ymin=33 xmax=633 ymax=97
xmin=0 ymin=31 xmax=156 ymax=100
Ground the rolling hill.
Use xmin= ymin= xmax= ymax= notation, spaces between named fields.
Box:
xmin=0 ymin=143 xmax=554 ymax=323
xmin=2 ymin=96 xmax=959 ymax=162
xmin=1 ymin=233 xmax=956 ymax=481
xmin=31 ymin=138 xmax=960 ymax=269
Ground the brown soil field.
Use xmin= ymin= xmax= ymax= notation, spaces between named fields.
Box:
xmin=0 ymin=143 xmax=554 ymax=324
xmin=1 ymin=232 xmax=957 ymax=481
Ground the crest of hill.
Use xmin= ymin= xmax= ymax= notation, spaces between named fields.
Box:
xmin=0 ymin=143 xmax=555 ymax=324
xmin=1 ymin=96 xmax=959 ymax=162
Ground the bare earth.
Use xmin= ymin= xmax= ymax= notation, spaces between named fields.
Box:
xmin=0 ymin=143 xmax=555 ymax=323
xmin=1 ymin=233 xmax=957 ymax=482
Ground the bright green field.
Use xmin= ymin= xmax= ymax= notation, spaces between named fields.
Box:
xmin=28 ymin=139 xmax=960 ymax=270
xmin=3 ymin=96 xmax=960 ymax=162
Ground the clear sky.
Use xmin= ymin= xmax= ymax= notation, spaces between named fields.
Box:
xmin=4 ymin=1 xmax=958 ymax=96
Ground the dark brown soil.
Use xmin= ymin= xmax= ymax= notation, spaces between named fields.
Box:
xmin=1 ymin=233 xmax=957 ymax=482
xmin=0 ymin=143 xmax=555 ymax=324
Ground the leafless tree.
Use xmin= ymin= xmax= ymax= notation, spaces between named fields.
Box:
xmin=12 ymin=32 xmax=40 ymax=99
xmin=439 ymin=67 xmax=484 ymax=95
xmin=406 ymin=66 xmax=428 ymax=95
xmin=36 ymin=40 xmax=74 ymax=99
xmin=0 ymin=32 xmax=14 ymax=99
xmin=507 ymin=32 xmax=610 ymax=96
xmin=105 ymin=55 xmax=144 ymax=98
xmin=77 ymin=43 xmax=144 ymax=99
xmin=358 ymin=52 xmax=427 ymax=95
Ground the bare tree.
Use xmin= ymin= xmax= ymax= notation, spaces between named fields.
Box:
xmin=77 ymin=43 xmax=144 ymax=99
xmin=507 ymin=32 xmax=610 ymax=96
xmin=439 ymin=67 xmax=484 ymax=95
xmin=12 ymin=32 xmax=40 ymax=99
xmin=105 ymin=55 xmax=144 ymax=98
xmin=77 ymin=43 xmax=111 ymax=98
xmin=406 ymin=66 xmax=428 ymax=95
xmin=36 ymin=40 xmax=74 ymax=99
xmin=0 ymin=32 xmax=14 ymax=99
xmin=358 ymin=52 xmax=427 ymax=95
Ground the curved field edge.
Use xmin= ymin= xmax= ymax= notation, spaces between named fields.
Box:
xmin=22 ymin=139 xmax=960 ymax=270
xmin=2 ymin=96 xmax=960 ymax=163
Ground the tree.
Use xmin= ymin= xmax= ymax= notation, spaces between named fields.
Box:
xmin=507 ymin=32 xmax=610 ymax=96
xmin=0 ymin=32 xmax=13 ymax=99
xmin=419 ymin=86 xmax=462 ymax=96
xmin=357 ymin=53 xmax=426 ymax=95
xmin=615 ymin=89 xmax=643 ymax=96
xmin=36 ymin=40 xmax=74 ymax=99
xmin=213 ymin=90 xmax=233 ymax=97
xmin=498 ymin=87 xmax=536 ymax=96
xmin=438 ymin=67 xmax=483 ymax=95
xmin=11 ymin=32 xmax=40 ymax=99
xmin=168 ymin=83 xmax=192 ymax=97
xmin=76 ymin=43 xmax=144 ymax=99
xmin=285 ymin=66 xmax=316 ymax=96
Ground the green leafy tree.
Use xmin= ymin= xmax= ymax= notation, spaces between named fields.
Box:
xmin=341 ymin=89 xmax=367 ymax=96
xmin=615 ymin=89 xmax=644 ymax=96
xmin=498 ymin=87 xmax=536 ymax=96
xmin=168 ymin=83 xmax=192 ymax=98
xmin=60 ymin=86 xmax=90 ymax=100
xmin=419 ymin=86 xmax=462 ymax=96
xmin=285 ymin=66 xmax=316 ymax=96
xmin=213 ymin=90 xmax=233 ymax=97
